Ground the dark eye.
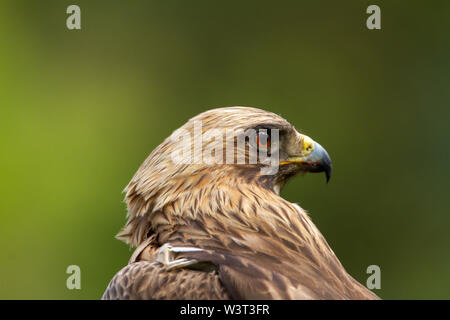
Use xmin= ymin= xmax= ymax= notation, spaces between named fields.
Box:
xmin=257 ymin=131 xmax=271 ymax=149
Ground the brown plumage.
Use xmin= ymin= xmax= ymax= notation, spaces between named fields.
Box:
xmin=102 ymin=106 xmax=379 ymax=300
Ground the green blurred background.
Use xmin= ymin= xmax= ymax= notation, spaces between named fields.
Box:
xmin=0 ymin=1 xmax=448 ymax=299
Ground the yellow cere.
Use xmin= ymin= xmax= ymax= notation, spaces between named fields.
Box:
xmin=301 ymin=135 xmax=315 ymax=156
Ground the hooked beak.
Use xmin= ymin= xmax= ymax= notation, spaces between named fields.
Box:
xmin=280 ymin=135 xmax=332 ymax=183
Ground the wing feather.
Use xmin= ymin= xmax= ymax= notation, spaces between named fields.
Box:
xmin=102 ymin=262 xmax=230 ymax=300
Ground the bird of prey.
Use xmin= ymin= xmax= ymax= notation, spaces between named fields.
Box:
xmin=102 ymin=106 xmax=379 ymax=300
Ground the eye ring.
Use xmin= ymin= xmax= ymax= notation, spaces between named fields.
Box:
xmin=257 ymin=131 xmax=271 ymax=149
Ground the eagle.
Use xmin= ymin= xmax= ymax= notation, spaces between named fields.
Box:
xmin=102 ymin=106 xmax=379 ymax=300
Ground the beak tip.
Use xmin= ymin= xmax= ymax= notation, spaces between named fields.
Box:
xmin=325 ymin=169 xmax=331 ymax=183
xmin=315 ymin=142 xmax=332 ymax=184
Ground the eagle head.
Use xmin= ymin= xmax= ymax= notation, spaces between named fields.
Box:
xmin=118 ymin=106 xmax=331 ymax=246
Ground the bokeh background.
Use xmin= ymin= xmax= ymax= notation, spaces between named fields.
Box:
xmin=0 ymin=1 xmax=448 ymax=299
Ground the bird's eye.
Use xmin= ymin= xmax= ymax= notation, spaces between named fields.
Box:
xmin=257 ymin=131 xmax=271 ymax=149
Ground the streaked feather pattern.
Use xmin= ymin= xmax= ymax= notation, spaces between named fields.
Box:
xmin=103 ymin=107 xmax=379 ymax=300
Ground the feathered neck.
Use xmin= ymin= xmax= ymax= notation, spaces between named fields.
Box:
xmin=117 ymin=166 xmax=328 ymax=257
